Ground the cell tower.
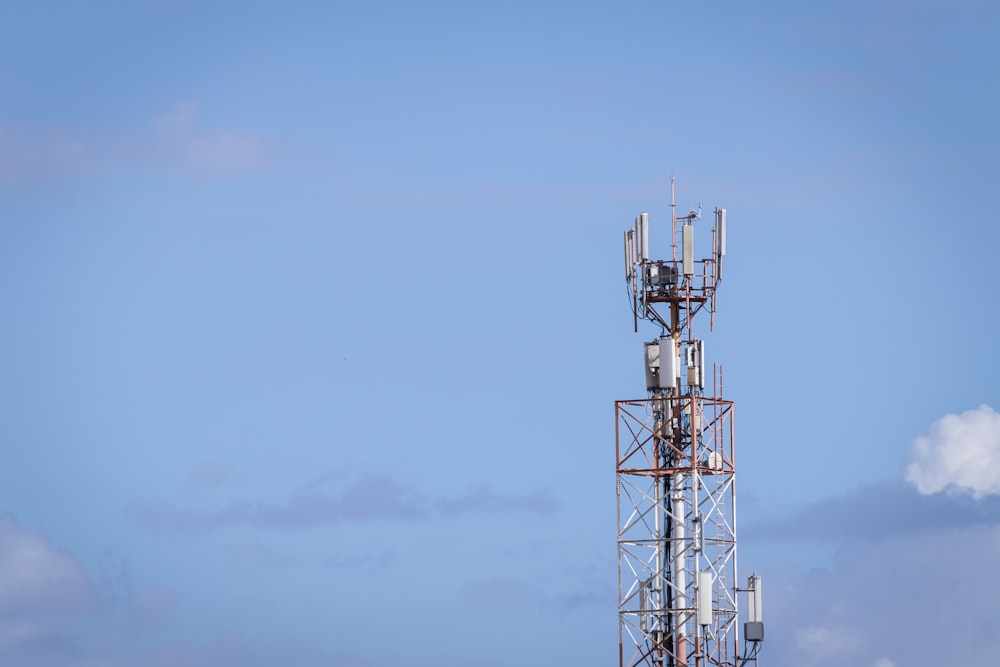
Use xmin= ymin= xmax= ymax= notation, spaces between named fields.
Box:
xmin=616 ymin=180 xmax=762 ymax=667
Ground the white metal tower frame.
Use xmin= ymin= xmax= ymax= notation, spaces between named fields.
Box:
xmin=617 ymin=183 xmax=743 ymax=667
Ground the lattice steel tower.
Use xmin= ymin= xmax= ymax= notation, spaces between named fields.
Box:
xmin=616 ymin=181 xmax=761 ymax=667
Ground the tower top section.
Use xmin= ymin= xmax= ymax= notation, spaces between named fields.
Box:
xmin=623 ymin=179 xmax=726 ymax=338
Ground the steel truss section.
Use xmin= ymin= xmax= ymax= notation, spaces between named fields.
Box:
xmin=616 ymin=397 xmax=737 ymax=667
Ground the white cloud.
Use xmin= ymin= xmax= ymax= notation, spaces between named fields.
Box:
xmin=904 ymin=404 xmax=1000 ymax=498
xmin=795 ymin=624 xmax=862 ymax=665
xmin=873 ymin=658 xmax=896 ymax=667
xmin=0 ymin=515 xmax=94 ymax=615
xmin=0 ymin=515 xmax=101 ymax=661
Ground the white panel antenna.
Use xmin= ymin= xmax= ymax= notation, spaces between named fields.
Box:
xmin=644 ymin=342 xmax=659 ymax=391
xmin=634 ymin=217 xmax=641 ymax=262
xmin=686 ymin=343 xmax=699 ymax=388
xmin=682 ymin=224 xmax=694 ymax=276
xmin=658 ymin=336 xmax=676 ymax=390
xmin=716 ymin=208 xmax=726 ymax=256
xmin=715 ymin=208 xmax=726 ymax=282
xmin=639 ymin=212 xmax=649 ymax=261
xmin=624 ymin=229 xmax=634 ymax=281
xmin=697 ymin=571 xmax=714 ymax=626
xmin=697 ymin=340 xmax=705 ymax=392
xmin=747 ymin=573 xmax=763 ymax=623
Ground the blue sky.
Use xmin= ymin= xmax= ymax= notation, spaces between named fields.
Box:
xmin=0 ymin=1 xmax=998 ymax=665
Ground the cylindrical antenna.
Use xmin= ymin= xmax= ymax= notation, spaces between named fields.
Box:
xmin=671 ymin=178 xmax=677 ymax=262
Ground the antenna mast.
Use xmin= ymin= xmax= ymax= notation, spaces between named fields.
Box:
xmin=617 ymin=181 xmax=760 ymax=667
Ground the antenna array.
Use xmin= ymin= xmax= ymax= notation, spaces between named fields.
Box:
xmin=615 ymin=181 xmax=761 ymax=667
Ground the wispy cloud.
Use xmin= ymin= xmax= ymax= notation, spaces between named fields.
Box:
xmin=95 ymin=551 xmax=177 ymax=638
xmin=0 ymin=516 xmax=382 ymax=666
xmin=905 ymin=404 xmax=1000 ymax=498
xmin=460 ymin=577 xmax=611 ymax=615
xmin=435 ymin=484 xmax=558 ymax=516
xmin=130 ymin=470 xmax=429 ymax=534
xmin=129 ymin=470 xmax=558 ymax=535
xmin=181 ymin=461 xmax=241 ymax=495
xmin=0 ymin=101 xmax=272 ymax=187
xmin=747 ymin=479 xmax=1000 ymax=543
xmin=321 ymin=178 xmax=668 ymax=211
xmin=222 ymin=541 xmax=299 ymax=570
xmin=137 ymin=636 xmax=387 ymax=667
